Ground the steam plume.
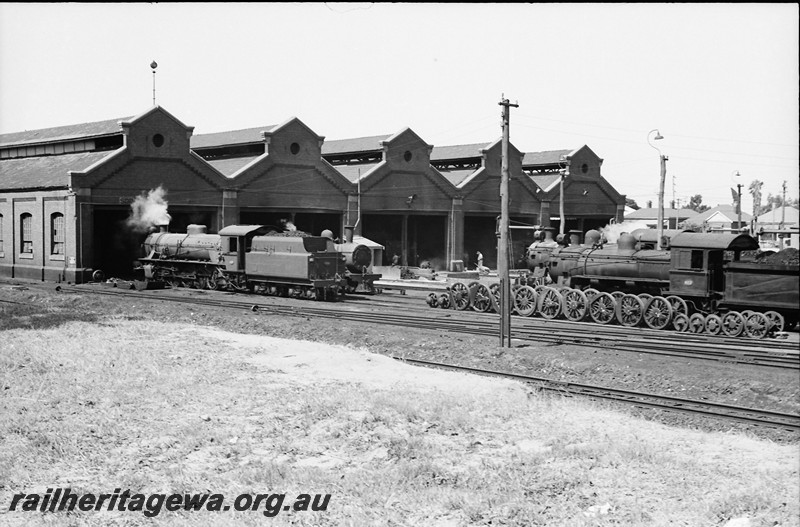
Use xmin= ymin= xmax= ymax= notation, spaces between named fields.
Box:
xmin=600 ymin=220 xmax=650 ymax=244
xmin=127 ymin=186 xmax=172 ymax=233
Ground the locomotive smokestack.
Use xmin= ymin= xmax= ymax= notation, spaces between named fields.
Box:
xmin=344 ymin=225 xmax=354 ymax=244
xmin=158 ymin=223 xmax=169 ymax=233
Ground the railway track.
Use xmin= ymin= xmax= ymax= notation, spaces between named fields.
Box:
xmin=393 ymin=357 xmax=800 ymax=433
xmin=53 ymin=284 xmax=800 ymax=370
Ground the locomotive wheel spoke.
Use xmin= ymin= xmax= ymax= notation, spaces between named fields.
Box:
xmin=450 ymin=282 xmax=470 ymax=311
xmin=704 ymin=314 xmax=723 ymax=335
xmin=589 ymin=292 xmax=616 ymax=325
xmin=611 ymin=291 xmax=625 ymax=303
xmin=666 ymin=295 xmax=688 ymax=317
xmin=643 ymin=296 xmax=673 ymax=330
xmin=563 ymin=289 xmax=588 ymax=322
xmin=744 ymin=312 xmax=769 ymax=339
xmin=537 ymin=286 xmax=563 ymax=319
xmin=513 ymin=285 xmax=538 ymax=317
xmin=471 ymin=284 xmax=493 ymax=313
xmin=616 ymin=294 xmax=644 ymax=327
xmin=688 ymin=313 xmax=706 ymax=334
xmin=426 ymin=292 xmax=439 ymax=308
xmin=763 ymin=310 xmax=785 ymax=332
xmin=721 ymin=311 xmax=744 ymax=337
xmin=638 ymin=293 xmax=653 ymax=304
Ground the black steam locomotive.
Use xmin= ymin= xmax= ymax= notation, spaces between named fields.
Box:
xmin=136 ymin=224 xmax=348 ymax=300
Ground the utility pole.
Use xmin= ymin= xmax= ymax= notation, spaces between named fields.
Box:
xmin=781 ymin=180 xmax=787 ymax=228
xmin=656 ymin=154 xmax=668 ymax=250
xmin=498 ymin=96 xmax=518 ymax=348
xmin=671 ymin=174 xmax=676 ymax=229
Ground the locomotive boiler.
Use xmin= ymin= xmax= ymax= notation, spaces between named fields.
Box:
xmin=136 ymin=224 xmax=347 ymax=300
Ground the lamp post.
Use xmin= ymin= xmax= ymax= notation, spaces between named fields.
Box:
xmin=732 ymin=170 xmax=743 ymax=233
xmin=648 ymin=129 xmax=667 ymax=249
xmin=150 ymin=61 xmax=158 ymax=106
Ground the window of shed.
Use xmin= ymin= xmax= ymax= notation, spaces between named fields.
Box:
xmin=404 ymin=151 xmax=412 ymax=162
xmin=152 ymin=134 xmax=165 ymax=147
xmin=20 ymin=213 xmax=33 ymax=253
xmin=290 ymin=143 xmax=300 ymax=155
xmin=51 ymin=213 xmax=65 ymax=255
xmin=581 ymin=163 xmax=588 ymax=174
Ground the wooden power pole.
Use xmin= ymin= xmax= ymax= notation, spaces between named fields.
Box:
xmin=498 ymin=96 xmax=518 ymax=348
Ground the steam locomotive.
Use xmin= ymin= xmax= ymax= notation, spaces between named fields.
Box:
xmin=136 ymin=224 xmax=348 ymax=300
xmin=519 ymin=228 xmax=798 ymax=335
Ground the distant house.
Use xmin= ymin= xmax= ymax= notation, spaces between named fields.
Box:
xmin=683 ymin=205 xmax=752 ymax=233
xmin=756 ymin=206 xmax=799 ymax=229
xmin=623 ymin=207 xmax=696 ymax=229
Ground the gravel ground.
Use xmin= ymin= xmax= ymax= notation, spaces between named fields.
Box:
xmin=2 ymin=279 xmax=799 ymax=444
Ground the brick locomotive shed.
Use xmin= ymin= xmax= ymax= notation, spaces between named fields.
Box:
xmin=0 ymin=106 xmax=625 ymax=283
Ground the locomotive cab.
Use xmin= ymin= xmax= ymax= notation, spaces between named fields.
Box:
xmin=218 ymin=225 xmax=275 ymax=273
xmin=667 ymin=232 xmax=758 ymax=303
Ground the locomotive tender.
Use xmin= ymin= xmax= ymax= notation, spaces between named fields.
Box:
xmin=137 ymin=224 xmax=348 ymax=300
xmin=521 ymin=228 xmax=798 ymax=335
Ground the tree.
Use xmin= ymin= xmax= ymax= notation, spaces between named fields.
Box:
xmin=625 ymin=198 xmax=640 ymax=210
xmin=748 ymin=180 xmax=764 ymax=217
xmin=686 ymin=194 xmax=710 ymax=213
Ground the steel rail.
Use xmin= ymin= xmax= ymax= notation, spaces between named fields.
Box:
xmin=393 ymin=357 xmax=800 ymax=432
xmin=59 ymin=285 xmax=800 ymax=370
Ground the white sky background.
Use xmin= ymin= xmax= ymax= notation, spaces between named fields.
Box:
xmin=1 ymin=3 xmax=797 ymax=214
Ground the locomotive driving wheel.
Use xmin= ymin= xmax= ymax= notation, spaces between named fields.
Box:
xmin=537 ymin=286 xmax=563 ymax=319
xmin=763 ymin=311 xmax=785 ymax=333
xmin=471 ymin=283 xmax=493 ymax=313
xmin=721 ymin=311 xmax=745 ymax=337
xmin=449 ymin=282 xmax=471 ymax=311
xmin=744 ymin=312 xmax=769 ymax=339
xmin=665 ymin=295 xmax=688 ymax=318
xmin=589 ymin=292 xmax=616 ymax=325
xmin=643 ymin=296 xmax=673 ymax=330
xmin=513 ymin=285 xmax=538 ymax=317
xmin=616 ymin=294 xmax=644 ymax=327
xmin=562 ymin=289 xmax=588 ymax=322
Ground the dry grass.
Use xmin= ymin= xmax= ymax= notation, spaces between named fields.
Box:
xmin=1 ymin=319 xmax=798 ymax=526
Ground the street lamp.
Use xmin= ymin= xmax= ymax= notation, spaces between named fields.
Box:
xmin=648 ymin=129 xmax=667 ymax=249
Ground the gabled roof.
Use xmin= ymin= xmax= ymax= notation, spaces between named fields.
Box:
xmin=625 ymin=208 xmax=697 ymax=220
xmin=529 ymin=173 xmax=561 ymax=192
xmin=0 ymin=150 xmax=114 ymax=189
xmin=191 ymin=125 xmax=277 ymax=149
xmin=204 ymin=156 xmax=263 ymax=178
xmin=756 ymin=206 xmax=799 ymax=226
xmin=321 ymin=135 xmax=390 ymax=155
xmin=685 ymin=205 xmax=752 ymax=224
xmin=438 ymin=168 xmax=476 ymax=187
xmin=0 ymin=116 xmax=131 ymax=148
xmin=522 ymin=149 xmax=572 ymax=167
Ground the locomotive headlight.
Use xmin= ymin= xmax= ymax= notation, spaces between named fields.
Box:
xmin=309 ymin=257 xmax=314 ymax=262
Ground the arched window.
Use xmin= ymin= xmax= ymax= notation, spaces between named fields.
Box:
xmin=51 ymin=213 xmax=65 ymax=255
xmin=20 ymin=213 xmax=33 ymax=253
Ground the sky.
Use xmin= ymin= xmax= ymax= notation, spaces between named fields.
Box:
xmin=1 ymin=3 xmax=797 ymax=214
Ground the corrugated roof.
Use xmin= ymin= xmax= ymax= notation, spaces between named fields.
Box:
xmin=0 ymin=117 xmax=131 ymax=148
xmin=334 ymin=163 xmax=380 ymax=183
xmin=191 ymin=126 xmax=277 ymax=149
xmin=204 ymin=156 xmax=262 ymax=178
xmin=522 ymin=150 xmax=572 ymax=166
xmin=437 ymin=169 xmax=476 ymax=187
xmin=0 ymin=150 xmax=114 ymax=189
xmin=430 ymin=143 xmax=489 ymax=161
xmin=321 ymin=135 xmax=390 ymax=155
